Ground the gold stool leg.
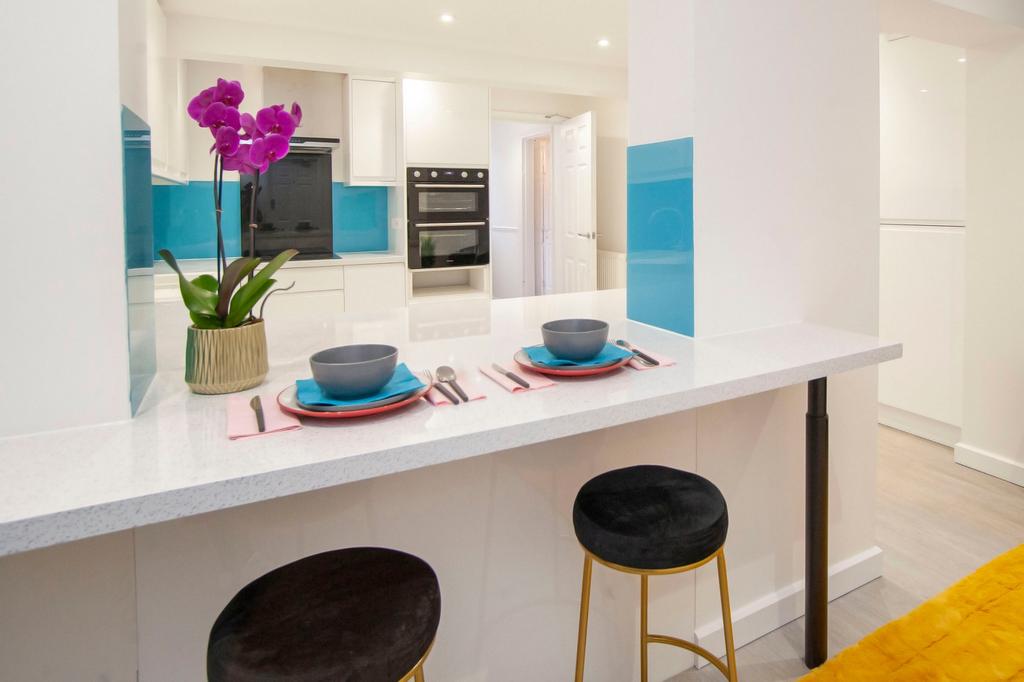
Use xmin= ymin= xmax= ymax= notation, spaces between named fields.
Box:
xmin=574 ymin=555 xmax=594 ymax=682
xmin=716 ymin=551 xmax=738 ymax=682
xmin=640 ymin=574 xmax=650 ymax=682
xmin=413 ymin=665 xmax=425 ymax=682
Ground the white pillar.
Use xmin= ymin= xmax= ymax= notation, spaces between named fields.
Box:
xmin=954 ymin=37 xmax=1024 ymax=486
xmin=0 ymin=0 xmax=130 ymax=437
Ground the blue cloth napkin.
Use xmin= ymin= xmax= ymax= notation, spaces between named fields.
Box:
xmin=523 ymin=343 xmax=632 ymax=367
xmin=296 ymin=363 xmax=425 ymax=407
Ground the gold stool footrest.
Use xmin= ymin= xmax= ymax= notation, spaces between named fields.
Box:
xmin=645 ymin=634 xmax=732 ymax=679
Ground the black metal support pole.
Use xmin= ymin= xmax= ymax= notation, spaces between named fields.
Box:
xmin=805 ymin=377 xmax=829 ymax=668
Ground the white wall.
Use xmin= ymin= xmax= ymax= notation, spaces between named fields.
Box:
xmin=490 ymin=120 xmax=552 ymax=299
xmin=627 ymin=0 xmax=694 ymax=144
xmin=630 ymin=0 xmax=883 ymax=663
xmin=0 ymin=0 xmax=130 ymax=438
xmin=692 ymin=2 xmax=880 ymax=337
xmin=955 ymin=38 xmax=1024 ymax=486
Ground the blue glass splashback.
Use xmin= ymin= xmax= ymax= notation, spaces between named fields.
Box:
xmin=153 ymin=181 xmax=242 ymax=260
xmin=121 ymin=107 xmax=156 ymax=414
xmin=627 ymin=137 xmax=695 ymax=337
xmin=153 ymin=182 xmax=389 ymax=258
xmin=332 ymin=184 xmax=389 ymax=252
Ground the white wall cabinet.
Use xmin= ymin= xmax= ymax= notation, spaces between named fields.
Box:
xmin=404 ymin=79 xmax=489 ymax=167
xmin=344 ymin=263 xmax=407 ymax=312
xmin=145 ymin=0 xmax=187 ymax=183
xmin=344 ymin=77 xmax=401 ymax=185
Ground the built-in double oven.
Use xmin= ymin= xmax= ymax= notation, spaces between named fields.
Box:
xmin=407 ymin=167 xmax=489 ymax=269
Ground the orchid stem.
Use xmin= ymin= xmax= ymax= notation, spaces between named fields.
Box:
xmin=213 ymin=155 xmax=222 ymax=285
xmin=247 ymin=169 xmax=260 ymax=281
xmin=217 ymin=159 xmax=227 ymax=276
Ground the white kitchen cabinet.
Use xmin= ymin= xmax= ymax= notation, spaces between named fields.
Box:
xmin=344 ymin=77 xmax=400 ymax=185
xmin=145 ymin=1 xmax=187 ymax=183
xmin=403 ymin=79 xmax=489 ymax=167
xmin=343 ymin=263 xmax=407 ymax=312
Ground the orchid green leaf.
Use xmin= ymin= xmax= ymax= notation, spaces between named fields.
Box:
xmin=225 ymin=278 xmax=275 ymax=328
xmin=216 ymin=257 xmax=259 ymax=319
xmin=225 ymin=249 xmax=298 ymax=327
xmin=190 ymin=311 xmax=224 ymax=329
xmin=159 ymin=249 xmax=217 ymax=318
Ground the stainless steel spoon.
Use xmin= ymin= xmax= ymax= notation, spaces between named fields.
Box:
xmin=615 ymin=339 xmax=660 ymax=366
xmin=437 ymin=365 xmax=469 ymax=402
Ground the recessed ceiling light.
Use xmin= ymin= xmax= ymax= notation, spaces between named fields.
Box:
xmin=440 ymin=13 xmax=454 ymax=23
xmin=920 ymin=89 xmax=929 ymax=93
xmin=958 ymin=57 xmax=967 ymax=63
xmin=597 ymin=38 xmax=610 ymax=48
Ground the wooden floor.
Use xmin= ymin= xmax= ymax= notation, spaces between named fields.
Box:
xmin=676 ymin=426 xmax=1024 ymax=681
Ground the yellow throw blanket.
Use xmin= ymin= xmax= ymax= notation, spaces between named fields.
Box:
xmin=802 ymin=543 xmax=1024 ymax=681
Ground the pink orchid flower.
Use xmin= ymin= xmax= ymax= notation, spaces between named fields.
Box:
xmin=249 ymin=133 xmax=290 ymax=171
xmin=255 ymin=105 xmax=297 ymax=138
xmin=214 ymin=78 xmax=244 ymax=108
xmin=201 ymin=102 xmax=241 ymax=132
xmin=187 ymin=86 xmax=217 ymax=123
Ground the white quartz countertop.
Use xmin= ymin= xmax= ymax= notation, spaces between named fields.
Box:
xmin=0 ymin=290 xmax=901 ymax=556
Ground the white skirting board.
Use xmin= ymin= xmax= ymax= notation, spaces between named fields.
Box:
xmin=693 ymin=546 xmax=884 ymax=665
xmin=878 ymin=403 xmax=961 ymax=447
xmin=954 ymin=442 xmax=1024 ymax=487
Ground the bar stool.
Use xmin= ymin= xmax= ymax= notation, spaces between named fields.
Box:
xmin=572 ymin=465 xmax=738 ymax=681
xmin=207 ymin=547 xmax=441 ymax=682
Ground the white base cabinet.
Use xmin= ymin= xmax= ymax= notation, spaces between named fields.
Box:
xmin=344 ymin=263 xmax=407 ymax=312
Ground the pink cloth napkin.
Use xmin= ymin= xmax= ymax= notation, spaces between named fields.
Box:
xmin=425 ymin=383 xmax=487 ymax=406
xmin=227 ymin=393 xmax=302 ymax=440
xmin=626 ymin=346 xmax=676 ymax=371
xmin=479 ymin=365 xmax=557 ymax=393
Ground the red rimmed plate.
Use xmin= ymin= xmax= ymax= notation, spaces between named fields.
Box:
xmin=513 ymin=350 xmax=630 ymax=377
xmin=277 ymin=379 xmax=432 ymax=419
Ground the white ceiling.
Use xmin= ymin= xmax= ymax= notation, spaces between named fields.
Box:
xmin=159 ymin=0 xmax=627 ymax=69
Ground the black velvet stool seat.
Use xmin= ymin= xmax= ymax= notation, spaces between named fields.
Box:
xmin=207 ymin=547 xmax=441 ymax=682
xmin=572 ymin=465 xmax=738 ymax=682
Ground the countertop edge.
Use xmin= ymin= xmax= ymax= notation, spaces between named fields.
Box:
xmin=0 ymin=341 xmax=901 ymax=557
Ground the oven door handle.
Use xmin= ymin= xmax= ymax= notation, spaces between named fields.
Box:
xmin=413 ymin=221 xmax=487 ymax=227
xmin=413 ymin=183 xmax=486 ymax=189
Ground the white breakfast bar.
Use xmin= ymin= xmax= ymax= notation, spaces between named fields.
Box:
xmin=0 ymin=290 xmax=900 ymax=681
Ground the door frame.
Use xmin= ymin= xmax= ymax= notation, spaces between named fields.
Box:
xmin=521 ymin=131 xmax=553 ymax=296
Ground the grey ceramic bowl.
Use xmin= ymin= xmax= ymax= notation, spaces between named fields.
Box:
xmin=541 ymin=319 xmax=609 ymax=361
xmin=310 ymin=344 xmax=399 ymax=399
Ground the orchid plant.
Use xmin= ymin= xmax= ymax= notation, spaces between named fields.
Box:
xmin=159 ymin=78 xmax=303 ymax=329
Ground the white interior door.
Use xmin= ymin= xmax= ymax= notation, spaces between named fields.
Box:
xmin=552 ymin=112 xmax=597 ymax=293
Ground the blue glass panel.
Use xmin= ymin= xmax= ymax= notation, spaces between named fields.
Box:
xmin=153 ymin=181 xmax=242 ymax=260
xmin=121 ymin=107 xmax=156 ymax=414
xmin=333 ymin=183 xmax=390 ymax=252
xmin=153 ymin=181 xmax=390 ymax=257
xmin=627 ymin=137 xmax=694 ymax=337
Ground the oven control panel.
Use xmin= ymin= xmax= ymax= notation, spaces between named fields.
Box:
xmin=408 ymin=167 xmax=487 ymax=184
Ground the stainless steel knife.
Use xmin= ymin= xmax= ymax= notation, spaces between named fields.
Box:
xmin=250 ymin=395 xmax=266 ymax=432
xmin=492 ymin=363 xmax=531 ymax=389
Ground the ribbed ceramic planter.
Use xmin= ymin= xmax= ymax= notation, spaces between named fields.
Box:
xmin=184 ymin=320 xmax=269 ymax=395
